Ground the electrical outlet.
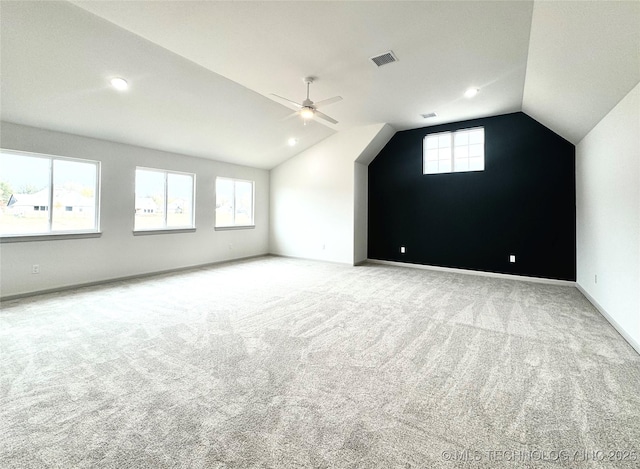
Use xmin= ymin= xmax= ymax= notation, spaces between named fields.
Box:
xmin=509 ymin=255 xmax=516 ymax=263
xmin=595 ymin=274 xmax=598 ymax=284
xmin=32 ymin=264 xmax=40 ymax=274
xmin=400 ymin=246 xmax=406 ymax=254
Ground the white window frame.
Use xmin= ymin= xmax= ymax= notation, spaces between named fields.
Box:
xmin=0 ymin=149 xmax=101 ymax=238
xmin=215 ymin=177 xmax=255 ymax=229
xmin=423 ymin=127 xmax=485 ymax=175
xmin=134 ymin=167 xmax=196 ymax=232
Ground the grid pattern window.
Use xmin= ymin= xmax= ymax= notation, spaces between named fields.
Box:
xmin=134 ymin=168 xmax=195 ymax=231
xmin=215 ymin=177 xmax=254 ymax=228
xmin=0 ymin=149 xmax=100 ymax=236
xmin=424 ymin=127 xmax=484 ymax=174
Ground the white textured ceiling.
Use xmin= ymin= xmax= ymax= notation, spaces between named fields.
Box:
xmin=1 ymin=1 xmax=639 ymax=169
xmin=0 ymin=0 xmax=334 ymax=169
xmin=523 ymin=0 xmax=640 ymax=143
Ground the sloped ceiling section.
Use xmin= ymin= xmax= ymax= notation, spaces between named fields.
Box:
xmin=0 ymin=1 xmax=334 ymax=169
xmin=523 ymin=1 xmax=640 ymax=144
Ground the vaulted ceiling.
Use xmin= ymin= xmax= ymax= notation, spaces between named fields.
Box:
xmin=1 ymin=1 xmax=638 ymax=169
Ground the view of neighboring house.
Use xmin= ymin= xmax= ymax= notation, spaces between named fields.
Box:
xmin=135 ymin=197 xmax=186 ymax=215
xmin=134 ymin=197 xmax=159 ymax=214
xmin=167 ymin=198 xmax=186 ymax=214
xmin=6 ymin=190 xmax=49 ymax=216
xmin=6 ymin=189 xmax=94 ymax=217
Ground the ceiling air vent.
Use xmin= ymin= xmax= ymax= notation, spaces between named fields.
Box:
xmin=421 ymin=112 xmax=438 ymax=119
xmin=370 ymin=50 xmax=398 ymax=67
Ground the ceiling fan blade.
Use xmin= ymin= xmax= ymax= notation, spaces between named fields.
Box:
xmin=281 ymin=111 xmax=300 ymax=122
xmin=314 ymin=96 xmax=342 ymax=109
xmin=314 ymin=110 xmax=338 ymax=125
xmin=270 ymin=93 xmax=302 ymax=109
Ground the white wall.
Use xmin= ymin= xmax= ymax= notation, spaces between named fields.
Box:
xmin=353 ymin=124 xmax=396 ymax=264
xmin=270 ymin=124 xmax=394 ymax=265
xmin=353 ymin=162 xmax=368 ymax=264
xmin=0 ymin=122 xmax=269 ymax=297
xmin=576 ymin=82 xmax=640 ymax=351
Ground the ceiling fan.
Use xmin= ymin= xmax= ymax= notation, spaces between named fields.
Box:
xmin=271 ymin=77 xmax=342 ymax=125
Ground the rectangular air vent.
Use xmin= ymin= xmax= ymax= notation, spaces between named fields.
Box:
xmin=370 ymin=50 xmax=398 ymax=67
xmin=421 ymin=112 xmax=438 ymax=119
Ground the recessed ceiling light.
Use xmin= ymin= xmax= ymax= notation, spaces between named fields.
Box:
xmin=464 ymin=87 xmax=479 ymax=98
xmin=110 ymin=77 xmax=128 ymax=91
xmin=288 ymin=138 xmax=298 ymax=146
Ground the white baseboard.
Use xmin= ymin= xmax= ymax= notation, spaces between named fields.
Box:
xmin=576 ymin=283 xmax=640 ymax=356
xmin=1 ymin=254 xmax=268 ymax=301
xmin=269 ymin=253 xmax=353 ymax=266
xmin=367 ymin=259 xmax=576 ymax=286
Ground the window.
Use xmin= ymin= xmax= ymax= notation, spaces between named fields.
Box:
xmin=215 ymin=177 xmax=254 ymax=228
xmin=423 ymin=127 xmax=484 ymax=174
xmin=134 ymin=168 xmax=195 ymax=231
xmin=0 ymin=149 xmax=100 ymax=236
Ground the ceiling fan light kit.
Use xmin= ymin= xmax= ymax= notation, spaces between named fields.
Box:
xmin=300 ymin=107 xmax=315 ymax=120
xmin=271 ymin=76 xmax=342 ymax=125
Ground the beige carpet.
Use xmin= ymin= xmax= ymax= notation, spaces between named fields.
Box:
xmin=1 ymin=256 xmax=639 ymax=468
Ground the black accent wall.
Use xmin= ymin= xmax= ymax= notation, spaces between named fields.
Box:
xmin=368 ymin=112 xmax=576 ymax=281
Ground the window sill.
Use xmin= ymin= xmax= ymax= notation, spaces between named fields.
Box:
xmin=133 ymin=228 xmax=196 ymax=236
xmin=214 ymin=225 xmax=255 ymax=231
xmin=0 ymin=232 xmax=102 ymax=243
